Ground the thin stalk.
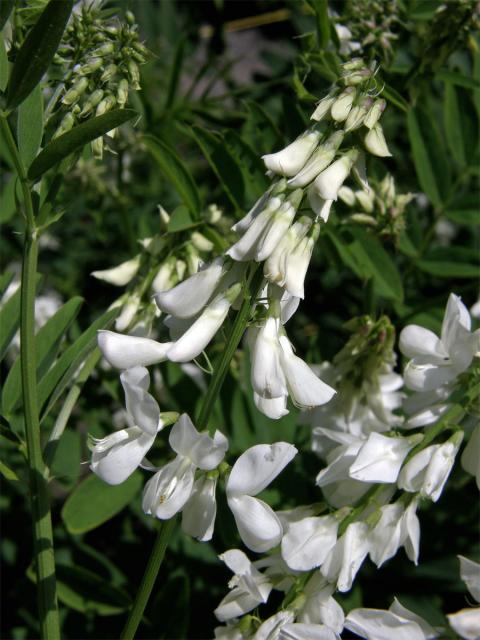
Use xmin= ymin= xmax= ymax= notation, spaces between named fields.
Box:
xmin=1 ymin=115 xmax=60 ymax=638
xmin=120 ymin=264 xmax=263 ymax=639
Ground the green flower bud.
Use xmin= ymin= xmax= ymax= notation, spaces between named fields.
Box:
xmin=133 ymin=41 xmax=149 ymax=58
xmin=127 ymin=60 xmax=140 ymax=90
xmin=95 ymin=94 xmax=116 ymax=116
xmin=79 ymin=89 xmax=104 ymax=117
xmin=100 ymin=63 xmax=118 ymax=83
xmin=91 ymin=42 xmax=115 ymax=56
xmin=53 ymin=112 xmax=75 ymax=139
xmin=91 ymin=136 xmax=103 ymax=159
xmin=125 ymin=10 xmax=135 ymax=25
xmin=79 ymin=57 xmax=103 ymax=74
xmin=103 ymin=25 xmax=119 ymax=36
xmin=62 ymin=77 xmax=89 ymax=105
xmin=116 ymin=79 xmax=129 ymax=108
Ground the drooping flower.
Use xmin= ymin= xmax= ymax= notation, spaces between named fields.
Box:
xmin=321 ymin=521 xmax=370 ymax=592
xmin=399 ymin=293 xmax=479 ymax=392
xmin=262 ymin=129 xmax=321 ymax=177
xmin=214 ymin=549 xmax=273 ymax=621
xmin=90 ymin=366 xmax=164 ymax=485
xmin=309 ymin=149 xmax=359 ymax=202
xmin=98 ymin=330 xmax=173 ymax=369
xmin=345 ymin=600 xmax=437 ymax=640
xmin=91 ymin=255 xmax=141 ymax=286
xmin=181 ymin=474 xmax=218 ymax=542
xmin=226 ymin=442 xmax=297 ymax=552
xmin=281 ymin=513 xmax=339 ymax=571
xmin=142 ymin=414 xmax=228 ymax=519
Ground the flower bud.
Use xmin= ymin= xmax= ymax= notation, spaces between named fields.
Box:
xmin=96 ymin=94 xmax=116 ymax=116
xmin=331 ymin=88 xmax=356 ymax=122
xmin=79 ymin=89 xmax=104 ymax=117
xmin=176 ymin=259 xmax=187 ymax=281
xmin=91 ymin=42 xmax=115 ymax=56
xmin=344 ymin=97 xmax=372 ymax=132
xmin=157 ymin=204 xmax=170 ymax=228
xmin=125 ymin=10 xmax=135 ymax=25
xmin=133 ymin=41 xmax=149 ymax=58
xmin=364 ymin=98 xmax=386 ymax=129
xmin=62 ymin=77 xmax=89 ymax=105
xmin=191 ymin=231 xmax=214 ymax=253
xmin=101 ymin=63 xmax=118 ymax=83
xmin=310 ymin=94 xmax=336 ymax=122
xmin=116 ymin=78 xmax=129 ymax=107
xmin=127 ymin=60 xmax=141 ymax=90
xmin=355 ymin=189 xmax=375 ymax=213
xmin=79 ymin=57 xmax=103 ymax=75
xmin=364 ymin=124 xmax=392 ymax=157
xmin=338 ymin=186 xmax=356 ymax=206
xmin=91 ymin=136 xmax=104 ymax=159
xmin=53 ymin=112 xmax=75 ymax=139
xmin=288 ymin=130 xmax=344 ymax=188
xmin=311 ymin=149 xmax=359 ymax=201
xmin=343 ymin=68 xmax=372 ymax=86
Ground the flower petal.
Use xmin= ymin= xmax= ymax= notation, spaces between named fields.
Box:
xmin=91 ymin=427 xmax=154 ymax=485
xmin=98 ymin=330 xmax=172 ymax=369
xmin=154 ymin=257 xmax=225 ymax=318
xmin=120 ymin=367 xmax=160 ymax=435
xmin=142 ymin=458 xmax=195 ymax=519
xmin=253 ymin=392 xmax=289 ymax=420
xmin=182 ymin=475 xmax=217 ymax=542
xmin=228 ymin=495 xmax=284 ymax=553
xmin=281 ymin=515 xmax=338 ymax=571
xmin=227 ymin=442 xmax=297 ymax=497
xmin=345 ymin=608 xmax=427 ymax=640
xmin=169 ymin=414 xmax=228 ymax=469
xmin=349 ymin=433 xmax=414 ymax=483
xmin=399 ymin=325 xmax=447 ymax=361
xmin=250 ymin=317 xmax=287 ymax=399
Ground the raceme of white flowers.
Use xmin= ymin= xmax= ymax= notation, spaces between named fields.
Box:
xmin=88 ymin=57 xmax=479 ymax=639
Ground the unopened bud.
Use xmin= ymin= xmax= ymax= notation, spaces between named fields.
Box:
xmin=191 ymin=231 xmax=214 ymax=252
xmin=364 ymin=124 xmax=392 ymax=157
xmin=62 ymin=77 xmax=89 ymax=105
xmin=348 ymin=213 xmax=378 ymax=226
xmin=205 ymin=204 xmax=222 ymax=224
xmin=157 ymin=204 xmax=170 ymax=228
xmin=127 ymin=60 xmax=140 ymax=90
xmin=341 ymin=58 xmax=364 ymax=72
xmin=101 ymin=63 xmax=118 ymax=83
xmin=133 ymin=41 xmax=149 ymax=58
xmin=53 ymin=112 xmax=75 ymax=139
xmin=91 ymin=42 xmax=115 ymax=56
xmin=287 ymin=188 xmax=304 ymax=210
xmin=338 ymin=186 xmax=356 ymax=206
xmin=79 ymin=57 xmax=103 ymax=75
xmin=185 ymin=244 xmax=200 ymax=275
xmin=356 ymin=189 xmax=375 ymax=213
xmin=331 ymin=88 xmax=356 ymax=122
xmin=310 ymin=94 xmax=336 ymax=122
xmin=125 ymin=10 xmax=135 ymax=25
xmin=176 ymin=259 xmax=186 ymax=281
xmin=345 ymin=97 xmax=372 ymax=132
xmin=343 ymin=68 xmax=372 ymax=86
xmin=91 ymin=136 xmax=103 ymax=159
xmin=79 ymin=89 xmax=104 ymax=116
xmin=116 ymin=78 xmax=129 ymax=108
xmin=364 ymin=99 xmax=386 ymax=129
xmin=95 ymin=94 xmax=116 ymax=116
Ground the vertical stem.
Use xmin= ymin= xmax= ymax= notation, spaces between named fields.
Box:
xmin=1 ymin=116 xmax=60 ymax=639
xmin=120 ymin=264 xmax=264 ymax=639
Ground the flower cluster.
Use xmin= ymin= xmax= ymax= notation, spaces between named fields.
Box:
xmin=46 ymin=3 xmax=148 ymax=156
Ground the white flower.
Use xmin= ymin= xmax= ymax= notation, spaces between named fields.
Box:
xmin=310 ymin=149 xmax=358 ymax=201
xmin=214 ymin=549 xmax=273 ymax=621
xmin=311 ymin=95 xmax=336 ymax=122
xmin=458 ymin=556 xmax=480 ymax=602
xmin=364 ymin=124 xmax=392 ymax=157
xmin=90 ymin=367 xmax=163 ymax=485
xmin=262 ymin=130 xmax=321 ymax=177
xmin=252 ymin=611 xmax=295 ymax=640
xmin=151 ymin=258 xmax=177 ymax=294
xmin=114 ymin=293 xmax=141 ymax=332
xmin=321 ymin=521 xmax=370 ymax=592
xmin=307 ymin=191 xmax=334 ymax=223
xmin=398 ymin=433 xmax=463 ymax=502
xmin=264 ymin=217 xmax=312 ymax=291
xmin=181 ymin=474 xmax=218 ymax=541
xmin=348 ymin=433 xmax=416 ymax=483
xmin=91 ymin=255 xmax=141 ymax=286
xmin=461 ymin=425 xmax=480 ymax=489
xmin=281 ymin=514 xmax=339 ymax=571
xmin=447 ymin=608 xmax=480 ymax=640
xmin=142 ymin=414 xmax=228 ymax=519
xmin=363 ymin=99 xmax=386 ymax=130
xmin=400 ymin=294 xmax=478 ymax=392
xmin=345 ymin=601 xmax=437 ymax=640
xmin=279 ymin=623 xmax=338 ymax=640
xmin=331 ymin=88 xmax=356 ymax=122
xmin=369 ymin=498 xmax=420 ymax=567
xmin=288 ymin=131 xmax=344 ymax=188
xmin=166 ymin=283 xmax=241 ymax=362
xmin=154 ymin=257 xmax=225 ymax=318
xmin=98 ymin=330 xmax=173 ymax=369
xmin=226 ymin=442 xmax=297 ymax=552
xmin=297 ymin=573 xmax=345 ymax=633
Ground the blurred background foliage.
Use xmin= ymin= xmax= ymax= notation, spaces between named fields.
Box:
xmin=1 ymin=0 xmax=479 ymax=638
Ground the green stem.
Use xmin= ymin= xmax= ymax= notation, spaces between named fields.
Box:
xmin=1 ymin=115 xmax=60 ymax=638
xmin=120 ymin=264 xmax=263 ymax=639
xmin=120 ymin=518 xmax=177 ymax=640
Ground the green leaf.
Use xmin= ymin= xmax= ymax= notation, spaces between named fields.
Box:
xmin=39 ymin=307 xmax=118 ymax=418
xmin=143 ymin=134 xmax=201 ymax=215
xmin=0 ymin=274 xmax=41 ymax=361
xmin=0 ymin=30 xmax=9 ymax=92
xmin=416 ymin=260 xmax=479 ymax=278
xmin=407 ymin=106 xmax=449 ymax=208
xmin=309 ymin=0 xmax=330 ymax=48
xmin=61 ymin=472 xmax=143 ymax=534
xmin=0 ymin=0 xmax=15 ymax=31
xmin=164 ymin=36 xmax=185 ymax=109
xmin=0 ymin=271 xmax=14 ymax=297
xmin=0 ymin=458 xmax=19 ymax=482
xmin=28 ymin=109 xmax=137 ymax=180
xmin=28 ymin=562 xmax=130 ymax=615
xmin=189 ymin=125 xmax=244 ymax=210
xmin=444 ymin=208 xmax=479 ymax=226
xmin=327 ymin=227 xmax=404 ymax=301
xmin=6 ymin=0 xmax=73 ymax=109
xmin=2 ymin=296 xmax=83 ymax=416
xmin=222 ymin=130 xmax=268 ymax=204
xmin=50 ymin=429 xmax=81 ymax=487
xmin=444 ymin=84 xmax=466 ymax=166
xmin=151 ymin=572 xmax=190 ymax=639
xmin=438 ymin=69 xmax=480 ymax=90
xmin=17 ymin=84 xmax=44 ymax=168
xmin=166 ymin=205 xmax=197 ymax=233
